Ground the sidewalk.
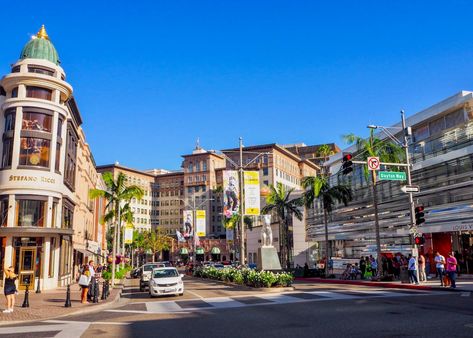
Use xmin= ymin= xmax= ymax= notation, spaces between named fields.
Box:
xmin=0 ymin=282 xmax=123 ymax=324
xmin=295 ymin=276 xmax=473 ymax=292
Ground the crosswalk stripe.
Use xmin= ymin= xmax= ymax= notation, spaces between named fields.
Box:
xmin=106 ymin=289 xmax=439 ymax=314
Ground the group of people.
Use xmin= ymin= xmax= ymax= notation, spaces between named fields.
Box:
xmin=78 ymin=260 xmax=104 ymax=304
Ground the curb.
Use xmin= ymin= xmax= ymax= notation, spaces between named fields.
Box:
xmin=294 ymin=277 xmax=462 ymax=292
xmin=0 ymin=285 xmax=124 ymax=327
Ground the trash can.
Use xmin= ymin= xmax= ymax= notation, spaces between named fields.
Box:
xmin=400 ymin=267 xmax=410 ymax=283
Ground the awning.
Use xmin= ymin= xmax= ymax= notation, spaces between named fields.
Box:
xmin=74 ymin=248 xmax=89 ymax=256
xmin=211 ymin=247 xmax=221 ymax=255
xmin=180 ymin=248 xmax=189 ymax=255
xmin=196 ymin=247 xmax=205 ymax=255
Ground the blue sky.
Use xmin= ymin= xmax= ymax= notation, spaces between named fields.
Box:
xmin=2 ymin=1 xmax=472 ymax=170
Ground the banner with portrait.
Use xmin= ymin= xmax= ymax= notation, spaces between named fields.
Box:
xmin=223 ymin=170 xmax=240 ymax=218
xmin=183 ymin=210 xmax=193 ymax=238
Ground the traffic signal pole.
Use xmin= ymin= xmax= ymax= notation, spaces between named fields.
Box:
xmin=401 ymin=110 xmax=417 ymax=247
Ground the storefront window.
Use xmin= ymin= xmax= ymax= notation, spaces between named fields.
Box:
xmin=22 ymin=112 xmax=52 ymax=132
xmin=19 ymin=137 xmax=50 ymax=167
xmin=62 ymin=200 xmax=74 ymax=229
xmin=64 ymin=126 xmax=78 ymax=189
xmin=2 ymin=110 xmax=15 ymax=168
xmin=59 ymin=236 xmax=71 ymax=277
xmin=0 ymin=199 xmax=8 ymax=227
xmin=28 ymin=66 xmax=54 ymax=76
xmin=16 ymin=199 xmax=46 ymax=227
xmin=25 ymin=86 xmax=52 ymax=101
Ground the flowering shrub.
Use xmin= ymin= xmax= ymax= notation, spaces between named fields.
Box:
xmin=193 ymin=266 xmax=293 ymax=288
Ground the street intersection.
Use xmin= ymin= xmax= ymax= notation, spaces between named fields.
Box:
xmin=0 ymin=277 xmax=472 ymax=337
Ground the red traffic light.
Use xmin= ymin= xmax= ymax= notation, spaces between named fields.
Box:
xmin=343 ymin=154 xmax=353 ymax=162
xmin=414 ymin=236 xmax=425 ymax=245
xmin=415 ymin=206 xmax=424 ymax=213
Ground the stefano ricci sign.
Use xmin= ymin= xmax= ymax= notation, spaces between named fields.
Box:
xmin=9 ymin=175 xmax=56 ymax=184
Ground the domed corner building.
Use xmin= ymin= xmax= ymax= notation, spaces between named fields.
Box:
xmin=0 ymin=26 xmax=107 ymax=290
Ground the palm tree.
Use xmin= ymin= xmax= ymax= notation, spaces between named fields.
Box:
xmin=89 ymin=172 xmax=143 ymax=286
xmin=302 ymin=176 xmax=352 ymax=276
xmin=261 ymin=183 xmax=303 ymax=269
xmin=343 ymin=129 xmax=404 ymax=277
xmin=143 ymin=228 xmax=173 ymax=262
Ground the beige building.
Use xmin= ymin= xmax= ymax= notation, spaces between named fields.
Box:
xmin=222 ymin=143 xmax=319 ymax=266
xmin=154 ymin=171 xmax=184 ymax=235
xmin=0 ymin=26 xmax=106 ymax=290
xmin=96 ymin=163 xmax=156 ymax=232
xmin=181 ymin=145 xmax=226 ymax=237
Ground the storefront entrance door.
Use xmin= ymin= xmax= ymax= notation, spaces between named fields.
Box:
xmin=18 ymin=248 xmax=36 ymax=290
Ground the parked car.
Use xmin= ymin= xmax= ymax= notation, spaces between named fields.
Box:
xmin=213 ymin=263 xmax=225 ymax=270
xmin=131 ymin=267 xmax=141 ymax=279
xmin=149 ymin=267 xmax=185 ymax=297
xmin=140 ymin=263 xmax=165 ymax=291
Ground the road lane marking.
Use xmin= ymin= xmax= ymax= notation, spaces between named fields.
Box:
xmin=185 ymin=289 xmax=206 ymax=300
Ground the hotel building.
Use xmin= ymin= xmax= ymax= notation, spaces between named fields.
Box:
xmin=0 ymin=26 xmax=105 ymax=290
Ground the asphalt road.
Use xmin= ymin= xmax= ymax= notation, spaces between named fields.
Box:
xmin=1 ymin=277 xmax=472 ymax=338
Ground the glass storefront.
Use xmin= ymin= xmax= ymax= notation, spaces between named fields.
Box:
xmin=13 ymin=237 xmax=43 ymax=290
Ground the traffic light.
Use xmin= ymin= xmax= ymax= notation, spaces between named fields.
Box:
xmin=415 ymin=205 xmax=425 ymax=225
xmin=414 ymin=235 xmax=425 ymax=245
xmin=342 ymin=153 xmax=353 ymax=175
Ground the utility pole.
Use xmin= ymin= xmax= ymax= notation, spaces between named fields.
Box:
xmin=239 ymin=137 xmax=245 ymax=265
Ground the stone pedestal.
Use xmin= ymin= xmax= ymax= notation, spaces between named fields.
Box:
xmin=257 ymin=246 xmax=282 ymax=271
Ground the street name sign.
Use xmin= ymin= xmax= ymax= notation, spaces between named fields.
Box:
xmin=378 ymin=171 xmax=406 ymax=181
xmin=401 ymin=185 xmax=420 ymax=193
xmin=367 ymin=157 xmax=380 ymax=170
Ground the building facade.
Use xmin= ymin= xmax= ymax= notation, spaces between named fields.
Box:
xmin=0 ymin=26 xmax=105 ymax=290
xmin=307 ymin=91 xmax=473 ymax=273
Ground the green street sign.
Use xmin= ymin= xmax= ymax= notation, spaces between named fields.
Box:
xmin=378 ymin=171 xmax=406 ymax=181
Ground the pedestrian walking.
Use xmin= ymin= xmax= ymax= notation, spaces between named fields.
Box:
xmin=3 ymin=266 xmax=18 ymax=313
xmin=446 ymin=252 xmax=458 ymax=289
xmin=78 ymin=264 xmax=91 ymax=304
xmin=370 ymin=255 xmax=378 ymax=277
xmin=434 ymin=251 xmax=446 ymax=287
xmin=408 ymin=254 xmax=419 ymax=284
xmin=359 ymin=257 xmax=366 ymax=279
xmin=418 ymin=254 xmax=426 ymax=282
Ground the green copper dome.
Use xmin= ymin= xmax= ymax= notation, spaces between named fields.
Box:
xmin=19 ymin=25 xmax=60 ymax=65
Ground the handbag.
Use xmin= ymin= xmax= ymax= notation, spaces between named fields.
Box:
xmin=78 ymin=274 xmax=89 ymax=287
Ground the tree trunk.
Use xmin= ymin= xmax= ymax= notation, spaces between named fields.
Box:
xmin=371 ymin=172 xmax=382 ymax=278
xmin=324 ymin=208 xmax=329 ymax=278
xmin=285 ymin=219 xmax=291 ymax=270
xmin=279 ymin=217 xmax=286 ymax=269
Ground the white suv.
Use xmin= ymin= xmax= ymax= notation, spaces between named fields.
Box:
xmin=139 ymin=263 xmax=165 ymax=291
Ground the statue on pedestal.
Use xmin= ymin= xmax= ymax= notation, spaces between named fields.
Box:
xmin=261 ymin=214 xmax=273 ymax=247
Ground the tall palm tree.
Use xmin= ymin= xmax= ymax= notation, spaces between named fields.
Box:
xmin=343 ymin=129 xmax=404 ymax=277
xmin=302 ymin=176 xmax=352 ymax=276
xmin=89 ymin=172 xmax=143 ymax=286
xmin=261 ymin=183 xmax=303 ymax=269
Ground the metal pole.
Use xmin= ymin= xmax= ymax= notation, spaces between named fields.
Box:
xmin=192 ymin=195 xmax=197 ymax=265
xmin=401 ymin=110 xmax=416 ymax=240
xmin=371 ymin=172 xmax=382 ymax=278
xmin=239 ymin=137 xmax=245 ymax=265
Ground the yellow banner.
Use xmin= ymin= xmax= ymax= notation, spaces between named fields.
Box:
xmin=124 ymin=225 xmax=134 ymax=244
xmin=196 ymin=210 xmax=206 ymax=237
xmin=244 ymin=171 xmax=260 ymax=215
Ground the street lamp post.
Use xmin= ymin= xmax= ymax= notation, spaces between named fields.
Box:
xmin=220 ymin=138 xmax=271 ymax=266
